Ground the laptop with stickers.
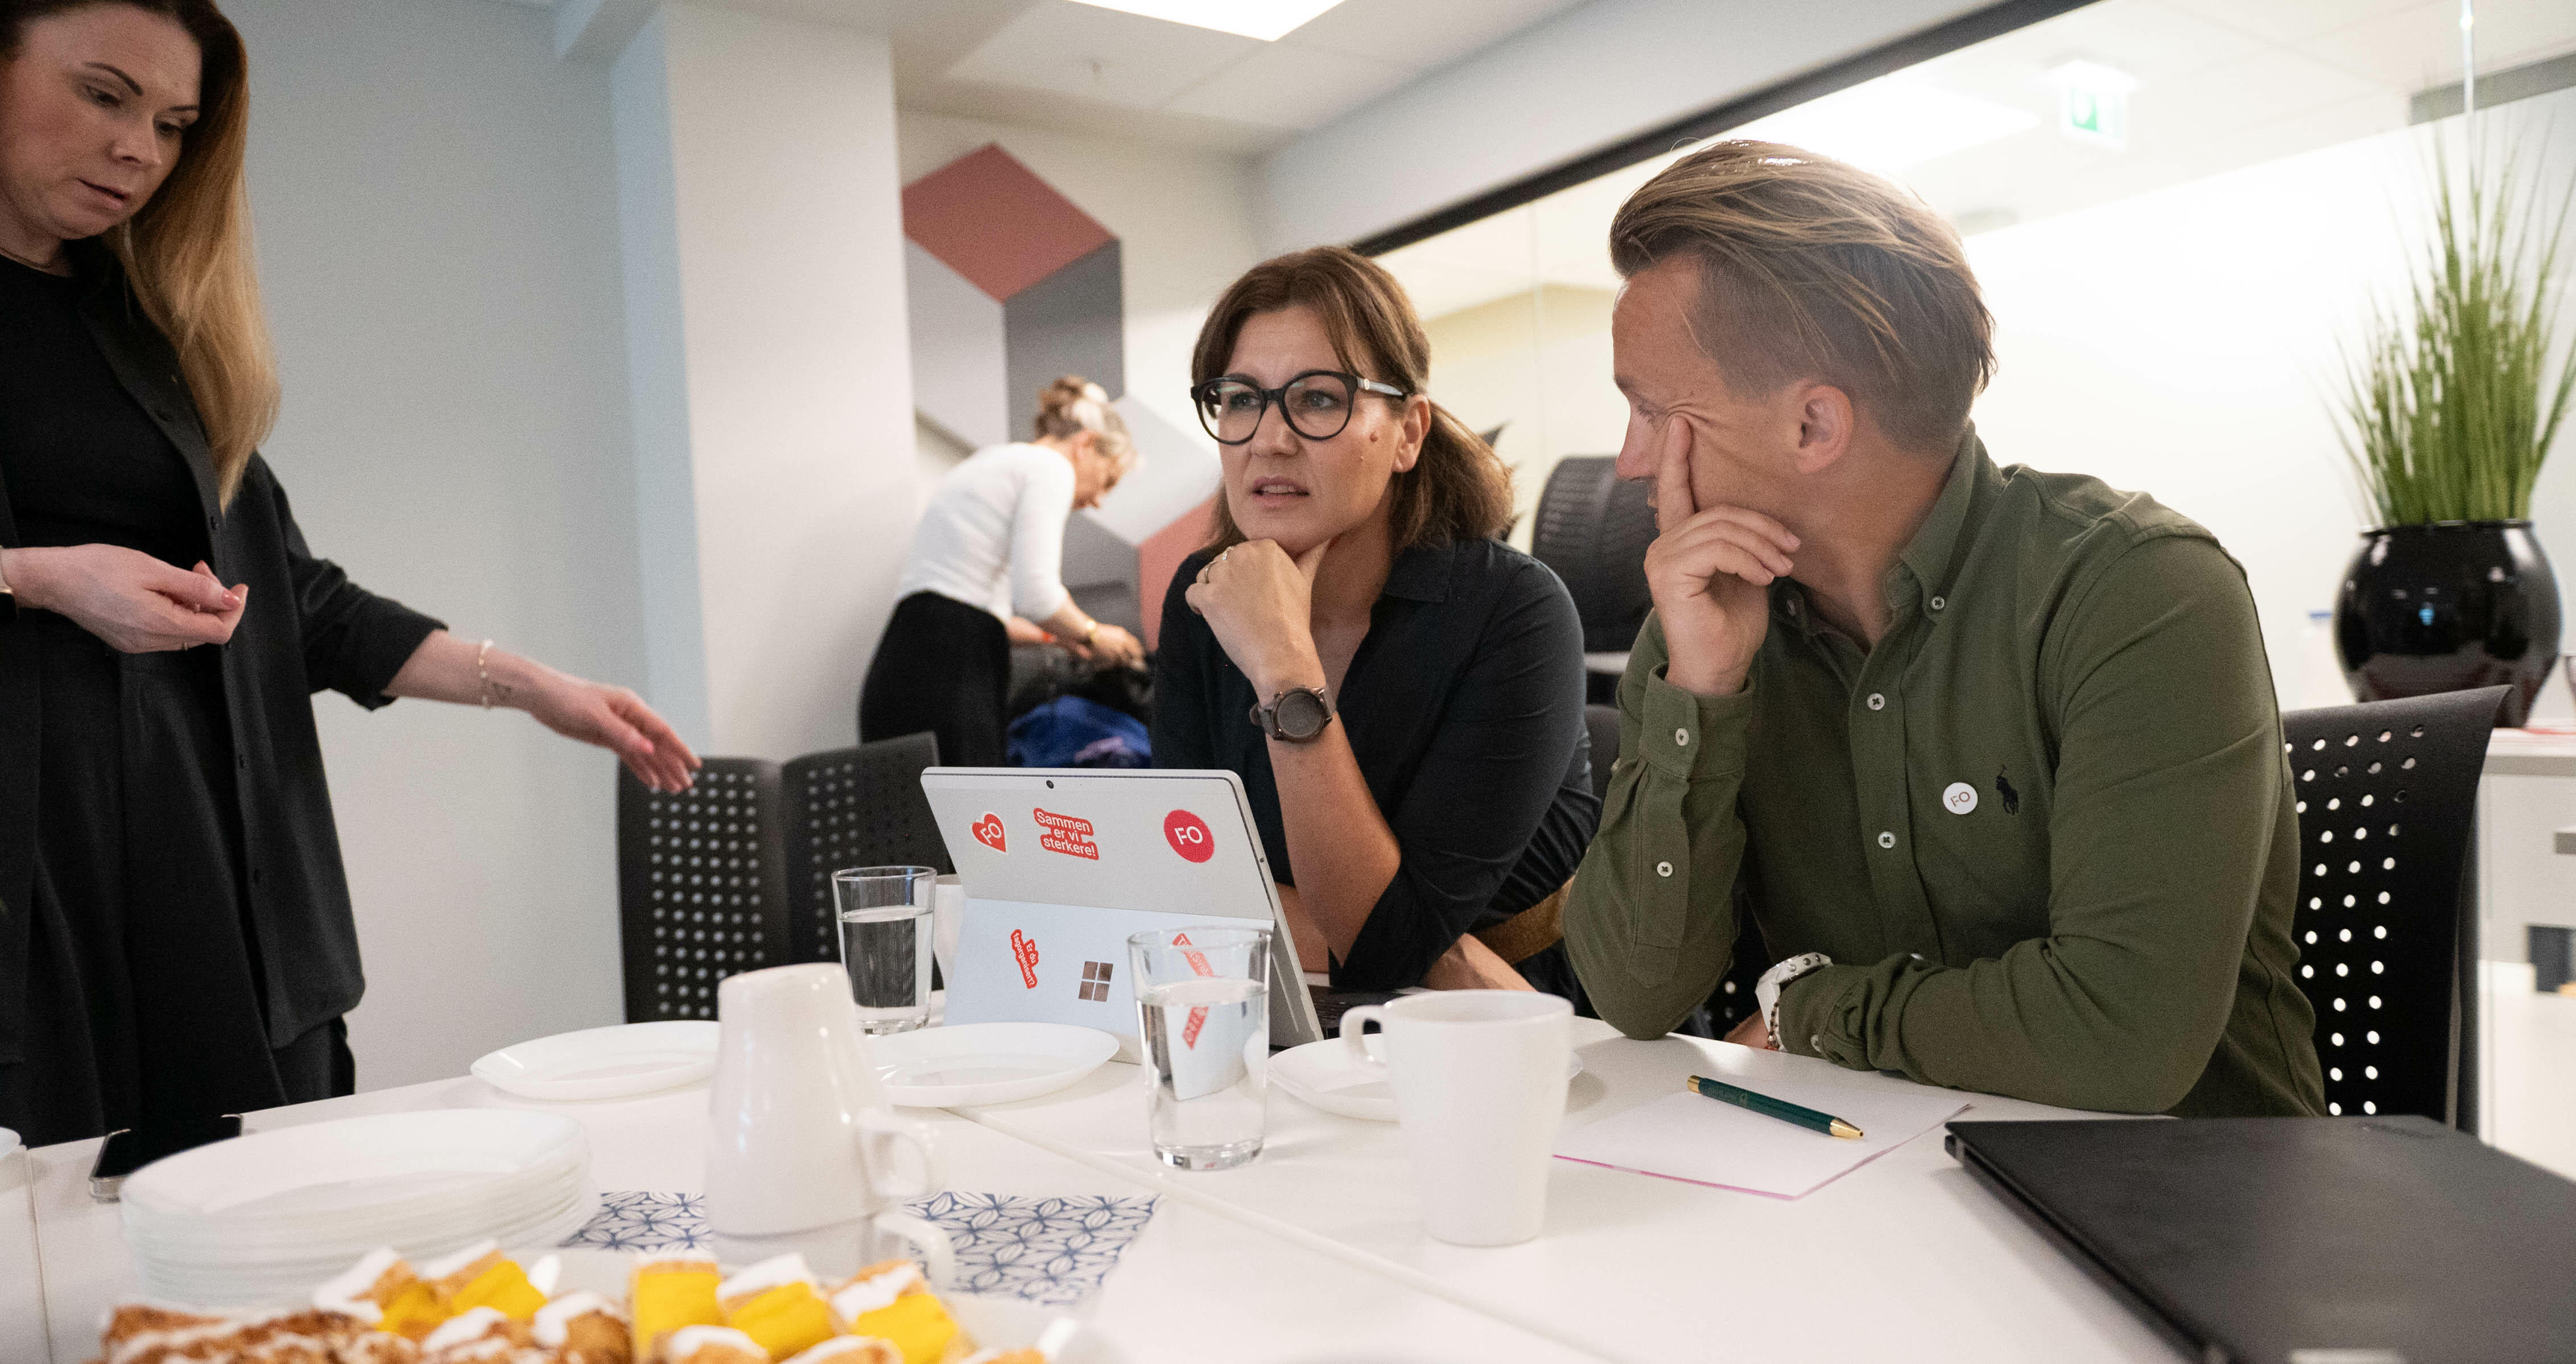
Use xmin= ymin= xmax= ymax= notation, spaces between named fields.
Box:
xmin=920 ymin=767 xmax=1325 ymax=1057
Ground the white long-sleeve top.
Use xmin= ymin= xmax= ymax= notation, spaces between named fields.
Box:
xmin=897 ymin=442 xmax=1078 ymax=623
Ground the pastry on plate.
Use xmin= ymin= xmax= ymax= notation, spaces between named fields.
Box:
xmin=662 ymin=1324 xmax=770 ymax=1364
xmin=823 ymin=1262 xmax=965 ymax=1364
xmin=713 ymin=1254 xmax=837 ymax=1361
xmin=532 ymin=1289 xmax=631 ymax=1364
xmin=630 ymin=1251 xmax=725 ymax=1361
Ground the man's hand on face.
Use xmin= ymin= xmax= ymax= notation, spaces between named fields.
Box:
xmin=1641 ymin=411 xmax=1800 ymax=698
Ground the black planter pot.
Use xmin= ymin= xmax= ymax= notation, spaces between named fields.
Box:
xmin=2334 ymin=520 xmax=2561 ymax=728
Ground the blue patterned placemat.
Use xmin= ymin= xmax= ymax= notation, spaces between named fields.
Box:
xmin=562 ymin=1191 xmax=1158 ymax=1307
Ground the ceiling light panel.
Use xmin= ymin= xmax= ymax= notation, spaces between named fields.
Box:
xmin=1729 ymin=77 xmax=2041 ymax=172
xmin=1068 ymin=0 xmax=1348 ymax=42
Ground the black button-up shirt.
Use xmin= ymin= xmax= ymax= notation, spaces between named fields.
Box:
xmin=0 ymin=242 xmax=444 ymax=1062
xmin=1151 ymin=536 xmax=1598 ymax=990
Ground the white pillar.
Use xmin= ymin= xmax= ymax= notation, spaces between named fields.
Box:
xmin=609 ymin=2 xmax=916 ymax=759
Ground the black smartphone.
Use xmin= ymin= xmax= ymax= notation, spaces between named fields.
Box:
xmin=89 ymin=1112 xmax=242 ymax=1202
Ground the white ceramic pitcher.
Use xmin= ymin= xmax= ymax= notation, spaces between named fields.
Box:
xmin=705 ymin=964 xmax=953 ymax=1280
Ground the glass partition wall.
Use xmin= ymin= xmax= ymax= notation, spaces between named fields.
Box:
xmin=1375 ymin=0 xmax=2576 ymax=1171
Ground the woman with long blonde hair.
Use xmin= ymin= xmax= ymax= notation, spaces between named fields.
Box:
xmin=0 ymin=0 xmax=698 ymax=1144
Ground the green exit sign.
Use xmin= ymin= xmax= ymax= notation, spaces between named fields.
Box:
xmin=2046 ymin=60 xmax=2138 ymax=151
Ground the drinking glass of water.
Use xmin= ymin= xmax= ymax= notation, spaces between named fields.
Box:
xmin=1128 ymin=925 xmax=1271 ymax=1171
xmin=834 ymin=866 xmax=936 ymax=1034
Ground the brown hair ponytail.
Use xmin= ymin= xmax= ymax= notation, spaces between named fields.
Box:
xmin=1191 ymin=246 xmax=1512 ymax=553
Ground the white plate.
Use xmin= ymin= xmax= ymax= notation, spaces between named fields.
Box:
xmin=123 ymin=1111 xmax=583 ymax=1220
xmin=1268 ymin=1038 xmax=1584 ymax=1122
xmin=868 ymin=1023 xmax=1121 ymax=1107
xmin=471 ymin=1021 xmax=721 ymax=1101
xmin=122 ymin=1111 xmax=593 ymax=1305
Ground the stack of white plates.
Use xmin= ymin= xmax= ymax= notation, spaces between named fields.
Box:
xmin=121 ymin=1110 xmax=596 ymax=1307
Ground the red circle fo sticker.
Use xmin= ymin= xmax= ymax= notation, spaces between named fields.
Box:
xmin=1163 ymin=810 xmax=1215 ymax=863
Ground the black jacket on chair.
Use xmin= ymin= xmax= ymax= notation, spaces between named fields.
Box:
xmin=0 ymin=242 xmax=443 ymax=1064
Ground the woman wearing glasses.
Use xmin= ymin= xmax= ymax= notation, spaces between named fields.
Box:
xmin=862 ymin=377 xmax=1145 ymax=767
xmin=1153 ymin=248 xmax=1599 ymax=997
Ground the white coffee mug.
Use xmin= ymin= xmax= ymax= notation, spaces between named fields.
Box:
xmin=706 ymin=964 xmax=953 ymax=1280
xmin=1341 ymin=991 xmax=1572 ymax=1247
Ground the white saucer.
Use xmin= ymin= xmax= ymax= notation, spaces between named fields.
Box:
xmin=471 ymin=1021 xmax=720 ymax=1101
xmin=1269 ymin=1038 xmax=1584 ymax=1122
xmin=870 ymin=1023 xmax=1122 ymax=1107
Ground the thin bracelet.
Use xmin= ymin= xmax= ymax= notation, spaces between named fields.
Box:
xmin=476 ymin=638 xmax=496 ymax=708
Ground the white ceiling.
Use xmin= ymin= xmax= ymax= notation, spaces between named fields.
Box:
xmin=1381 ymin=0 xmax=2576 ymax=322
xmin=496 ymin=0 xmax=1589 ymax=153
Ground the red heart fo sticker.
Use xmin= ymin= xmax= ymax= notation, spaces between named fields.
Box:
xmin=972 ymin=813 xmax=1006 ymax=852
xmin=1163 ymin=810 xmax=1213 ymax=863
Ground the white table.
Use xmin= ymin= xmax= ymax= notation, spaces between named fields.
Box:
xmin=13 ymin=1024 xmax=2175 ymax=1364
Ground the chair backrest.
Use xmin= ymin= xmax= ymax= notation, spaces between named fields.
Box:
xmin=781 ymin=732 xmax=952 ymax=967
xmin=1531 ymin=456 xmax=1657 ymax=654
xmin=2280 ymin=685 xmax=2505 ymax=1126
xmin=615 ymin=759 xmax=791 ymax=1023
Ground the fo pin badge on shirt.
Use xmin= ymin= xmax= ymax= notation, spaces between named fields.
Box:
xmin=1942 ymin=781 xmax=1979 ymax=815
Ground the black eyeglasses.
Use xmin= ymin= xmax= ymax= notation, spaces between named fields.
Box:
xmin=1191 ymin=370 xmax=1410 ymax=446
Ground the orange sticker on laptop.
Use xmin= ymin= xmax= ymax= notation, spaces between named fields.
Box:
xmin=972 ymin=813 xmax=1007 ymax=852
xmin=1034 ymin=807 xmax=1099 ymax=860
xmin=1010 ymin=929 xmax=1041 ymax=989
xmin=1163 ymin=810 xmax=1213 ymax=863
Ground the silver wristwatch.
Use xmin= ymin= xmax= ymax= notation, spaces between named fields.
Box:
xmin=1755 ymin=952 xmax=1833 ymax=1051
xmin=1250 ymin=685 xmax=1334 ymax=743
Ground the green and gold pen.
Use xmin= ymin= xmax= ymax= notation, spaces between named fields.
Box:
xmin=1685 ymin=1074 xmax=1864 ymax=1139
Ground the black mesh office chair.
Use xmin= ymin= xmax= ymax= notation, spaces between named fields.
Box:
xmin=615 ymin=760 xmax=791 ymax=1022
xmin=780 ymin=732 xmax=950 ymax=967
xmin=1531 ymin=456 xmax=1656 ymax=655
xmin=2280 ymin=685 xmax=2505 ymax=1127
xmin=616 ymin=735 xmax=957 ymax=1021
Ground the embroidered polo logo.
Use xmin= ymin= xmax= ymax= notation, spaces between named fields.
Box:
xmin=1995 ymin=769 xmax=2021 ymax=815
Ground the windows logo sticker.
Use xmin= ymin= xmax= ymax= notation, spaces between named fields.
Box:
xmin=1078 ymin=960 xmax=1114 ymax=1003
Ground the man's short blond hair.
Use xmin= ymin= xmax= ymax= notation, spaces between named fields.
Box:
xmin=1608 ymin=141 xmax=1995 ymax=452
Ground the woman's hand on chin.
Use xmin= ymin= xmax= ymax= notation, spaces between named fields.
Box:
xmin=1185 ymin=537 xmax=1332 ymax=695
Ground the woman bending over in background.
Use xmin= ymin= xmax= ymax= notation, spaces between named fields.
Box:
xmin=1152 ymin=248 xmax=1600 ymax=999
xmin=862 ymin=377 xmax=1145 ymax=767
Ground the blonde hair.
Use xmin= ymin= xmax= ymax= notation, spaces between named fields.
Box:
xmin=3 ymin=0 xmax=278 ymax=506
xmin=1192 ymin=246 xmax=1512 ymax=553
xmin=1033 ymin=376 xmax=1137 ymax=477
xmin=1608 ymin=140 xmax=1994 ymax=452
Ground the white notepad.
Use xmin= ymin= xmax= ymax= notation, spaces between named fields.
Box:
xmin=1553 ymin=1072 xmax=1970 ymax=1200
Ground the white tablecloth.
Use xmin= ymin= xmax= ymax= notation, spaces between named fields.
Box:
xmin=12 ymin=1022 xmax=2179 ymax=1363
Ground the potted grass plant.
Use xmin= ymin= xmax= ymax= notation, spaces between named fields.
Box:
xmin=2332 ymin=142 xmax=2576 ymax=727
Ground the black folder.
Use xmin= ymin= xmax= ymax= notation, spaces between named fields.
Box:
xmin=1946 ymin=1116 xmax=2576 ymax=1364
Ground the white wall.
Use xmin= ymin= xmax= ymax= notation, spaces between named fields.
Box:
xmin=1258 ymin=0 xmax=1993 ymax=251
xmin=230 ymin=0 xmax=645 ymax=1088
xmin=1967 ymin=85 xmax=2576 ymax=718
xmin=898 ymin=111 xmax=1265 ymax=450
xmin=614 ymin=3 xmax=918 ymax=761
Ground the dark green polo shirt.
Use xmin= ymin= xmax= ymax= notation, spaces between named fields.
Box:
xmin=1563 ymin=431 xmax=2325 ymax=1116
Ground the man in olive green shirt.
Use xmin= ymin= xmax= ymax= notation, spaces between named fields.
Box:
xmin=1563 ymin=142 xmax=2322 ymax=1117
